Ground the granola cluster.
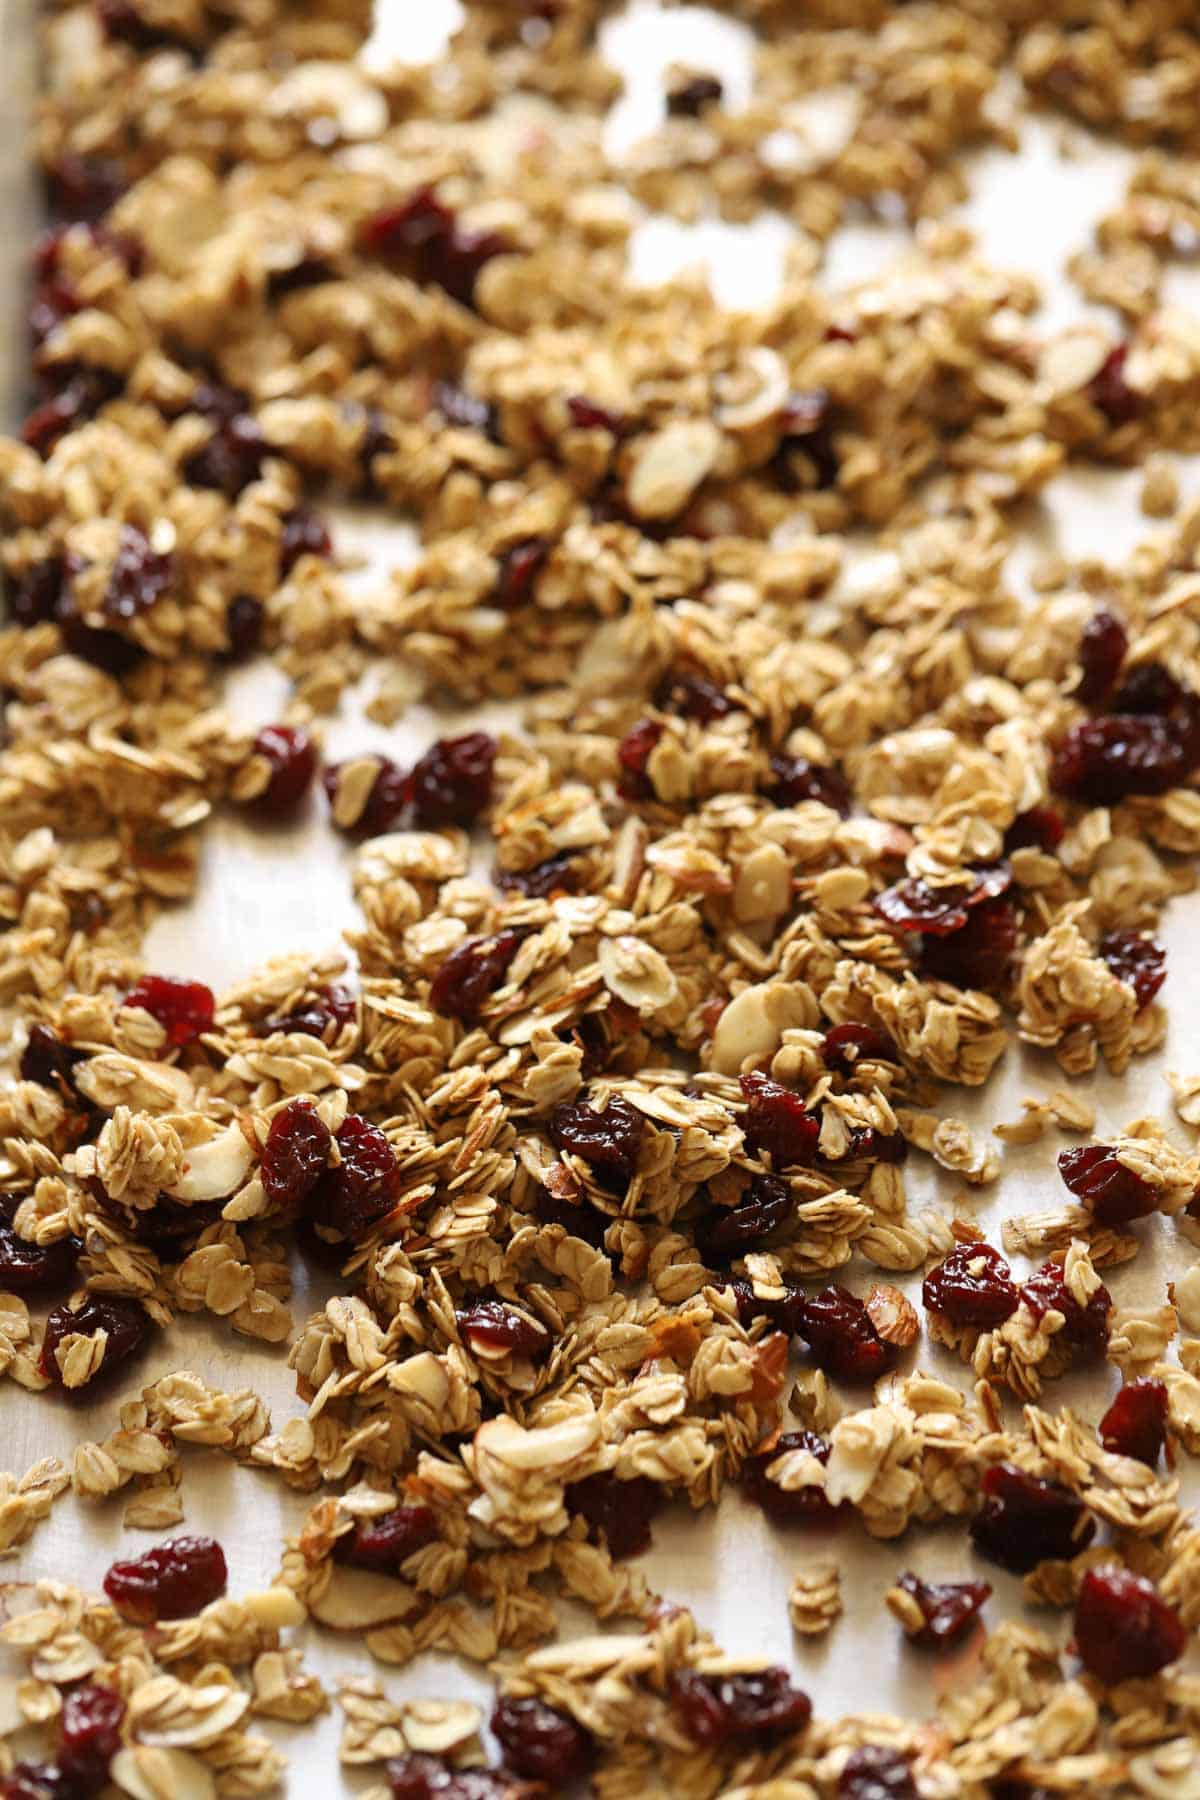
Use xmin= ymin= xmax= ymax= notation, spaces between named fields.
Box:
xmin=5 ymin=0 xmax=1200 ymax=1795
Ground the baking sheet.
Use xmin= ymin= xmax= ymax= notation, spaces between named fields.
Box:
xmin=2 ymin=2 xmax=1199 ymax=1789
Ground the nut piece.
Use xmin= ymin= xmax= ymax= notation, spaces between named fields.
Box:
xmin=309 ymin=1566 xmax=416 ymax=1630
xmin=625 ymin=420 xmax=721 ymax=520
xmin=789 ymin=1562 xmax=842 ymax=1635
xmin=864 ymin=1283 xmax=919 ymax=1347
xmin=111 ymin=1747 xmax=216 ymax=1800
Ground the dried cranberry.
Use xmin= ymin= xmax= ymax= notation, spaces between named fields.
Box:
xmin=431 ymin=381 xmax=498 ymax=437
xmin=103 ymin=1534 xmax=227 ymax=1624
xmin=654 ymin=668 xmax=737 ymax=723
xmin=324 ymin=756 xmax=409 ymax=839
xmin=183 ymin=413 xmax=267 ymax=498
xmin=260 ymin=1098 xmax=332 ymax=1210
xmin=1098 ymin=930 xmax=1165 ymax=1010
xmin=266 ymin=983 xmax=356 ymax=1040
xmin=616 ymin=718 xmax=664 ymax=801
xmin=58 ymin=1683 xmax=125 ymax=1791
xmin=494 ymin=852 xmax=580 ymax=898
xmin=837 ymin=1125 xmax=908 ymax=1164
xmin=457 ymin=1300 xmax=549 ymax=1358
xmin=46 ymin=153 xmax=126 ymax=223
xmin=266 ymin=254 xmax=337 ymax=299
xmin=697 ymin=1173 xmax=793 ymax=1261
xmin=1073 ymin=609 xmax=1127 ymax=706
xmin=0 ymin=1226 xmax=80 ymax=1296
xmin=875 ymin=864 xmax=1012 ymax=936
xmin=20 ymin=1024 xmax=85 ymax=1094
xmin=893 ymin=1571 xmax=991 ymax=1647
xmin=729 ymin=1278 xmax=807 ymax=1337
xmin=921 ymin=896 xmax=1018 ymax=992
xmin=739 ymin=1072 xmax=820 ymax=1167
xmin=360 ymin=188 xmax=510 ymax=308
xmin=838 ymin=1746 xmax=918 ymax=1800
xmin=494 ymin=538 xmax=549 ymax=608
xmin=121 ymin=974 xmax=214 ymax=1048
xmin=247 ymin=724 xmax=317 ymax=817
xmin=334 ymin=1505 xmax=438 ymax=1574
xmin=743 ymin=1430 xmax=834 ymax=1524
xmin=307 ymin=1114 xmax=399 ymax=1239
xmin=799 ymin=1286 xmax=896 ymax=1383
xmin=22 ymin=367 xmax=123 ymax=456
xmin=549 ymin=1095 xmax=643 ymax=1182
xmin=1050 ymin=712 xmax=1195 ymax=802
xmin=0 ymin=1763 xmax=75 ymax=1800
xmin=666 ymin=71 xmax=724 ymax=116
xmin=1088 ymin=344 xmax=1142 ymax=427
xmin=923 ymin=1242 xmax=1019 ymax=1327
xmin=1004 ymin=806 xmax=1065 ymax=853
xmin=40 ymin=1295 xmax=151 ymax=1393
xmin=279 ymin=506 xmax=332 ymax=576
xmin=97 ymin=0 xmax=185 ymax=49
xmin=774 ymin=388 xmax=839 ymax=490
xmin=7 ymin=557 xmax=66 ymax=628
xmin=1021 ymin=1258 xmax=1111 ymax=1352
xmin=566 ymin=394 xmax=626 ymax=433
xmin=118 ymin=1195 xmax=222 ymax=1259
xmin=103 ymin=526 xmax=172 ymax=623
xmin=766 ymin=751 xmax=851 ymax=815
xmin=386 ymin=1756 xmax=512 ymax=1800
xmin=1110 ymin=661 xmax=1187 ymax=715
xmin=820 ymin=1022 xmax=899 ymax=1075
xmin=407 ymin=732 xmax=496 ymax=827
xmin=970 ymin=1463 xmax=1095 ymax=1573
xmin=30 ymin=274 xmax=80 ymax=349
xmin=429 ymin=930 xmax=522 ymax=1024
xmin=223 ymin=594 xmax=263 ymax=660
xmin=1099 ymin=1378 xmax=1168 ymax=1465
xmin=1074 ymin=1565 xmax=1185 ymax=1684
xmin=669 ymin=1667 xmax=810 ymax=1749
xmin=565 ymin=1472 xmax=661 ymax=1559
xmin=1057 ymin=1145 xmax=1157 ymax=1227
xmin=491 ymin=1695 xmax=592 ymax=1785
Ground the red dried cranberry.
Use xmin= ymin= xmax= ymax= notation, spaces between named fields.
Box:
xmin=921 ymin=896 xmax=1018 ymax=992
xmin=669 ymin=1667 xmax=810 ymax=1749
xmin=40 ymin=1295 xmax=151 ymax=1393
xmin=96 ymin=0 xmax=186 ymax=49
xmin=0 ymin=1763 xmax=75 ymax=1800
xmin=1074 ymin=1565 xmax=1185 ymax=1684
xmin=260 ymin=1098 xmax=332 ymax=1210
xmin=58 ymin=1683 xmax=124 ymax=1791
xmin=565 ymin=1471 xmax=661 ymax=1559
xmin=1021 ymin=1258 xmax=1111 ymax=1352
xmin=103 ymin=526 xmax=172 ymax=623
xmin=7 ymin=557 xmax=66 ymax=628
xmin=740 ymin=1071 xmax=820 ymax=1167
xmin=20 ymin=1024 xmax=85 ymax=1094
xmin=566 ymin=394 xmax=626 ymax=433
xmin=494 ymin=852 xmax=580 ymax=898
xmin=183 ymin=413 xmax=267 ymax=498
xmin=22 ymin=368 xmax=123 ymax=456
xmin=266 ymin=254 xmax=337 ymax=299
xmin=223 ymin=594 xmax=263 ymax=660
xmin=121 ymin=974 xmax=214 ymax=1048
xmin=766 ymin=751 xmax=851 ymax=815
xmin=1110 ymin=661 xmax=1187 ymax=715
xmin=743 ymin=1430 xmax=834 ymax=1524
xmin=324 ymin=756 xmax=409 ymax=838
xmin=1004 ymin=806 xmax=1065 ymax=853
xmin=307 ymin=1113 xmax=399 ymax=1239
xmin=46 ymin=153 xmax=126 ymax=223
xmin=697 ymin=1173 xmax=793 ymax=1261
xmin=774 ymin=388 xmax=839 ymax=490
xmin=616 ymin=718 xmax=664 ymax=801
xmin=874 ymin=864 xmax=1012 ymax=936
xmin=666 ymin=71 xmax=724 ymax=115
xmin=0 ymin=1226 xmax=80 ymax=1296
xmin=923 ymin=1242 xmax=1019 ymax=1327
xmin=247 ymin=724 xmax=317 ymax=817
xmin=654 ymin=668 xmax=737 ymax=723
xmin=820 ymin=1022 xmax=899 ymax=1075
xmin=279 ymin=506 xmax=332 ymax=576
xmin=729 ymin=1278 xmax=807 ymax=1337
xmin=549 ymin=1095 xmax=643 ymax=1182
xmin=1098 ymin=930 xmax=1166 ymax=1010
xmin=386 ymin=1756 xmax=512 ymax=1800
xmin=360 ymin=188 xmax=510 ymax=308
xmin=407 ymin=732 xmax=496 ymax=827
xmin=970 ymin=1463 xmax=1095 ymax=1573
xmin=118 ymin=1195 xmax=222 ymax=1259
xmin=1073 ymin=608 xmax=1127 ymax=706
xmin=837 ymin=1125 xmax=908 ymax=1164
xmin=266 ymin=983 xmax=356 ymax=1040
xmin=1057 ymin=1145 xmax=1157 ymax=1226
xmin=838 ymin=1746 xmax=918 ymax=1799
xmin=1099 ymin=1378 xmax=1168 ymax=1465
xmin=431 ymin=381 xmax=498 ymax=438
xmin=799 ymin=1286 xmax=896 ymax=1383
xmin=495 ymin=538 xmax=549 ymax=608
xmin=334 ymin=1505 xmax=438 ymax=1574
xmin=457 ymin=1299 xmax=549 ymax=1357
xmin=893 ymin=1571 xmax=991 ymax=1647
xmin=1050 ymin=712 xmax=1195 ymax=802
xmin=429 ymin=930 xmax=522 ymax=1024
xmin=491 ymin=1695 xmax=592 ymax=1785
xmin=103 ymin=1534 xmax=226 ymax=1624
xmin=1088 ymin=344 xmax=1142 ymax=426
xmin=30 ymin=273 xmax=80 ymax=349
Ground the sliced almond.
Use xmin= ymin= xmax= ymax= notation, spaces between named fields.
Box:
xmin=864 ymin=1283 xmax=919 ymax=1347
xmin=112 ymin=1746 xmax=216 ymax=1800
xmin=626 ymin=419 xmax=720 ymax=520
xmin=167 ymin=1122 xmax=255 ymax=1203
xmin=309 ymin=1566 xmax=416 ymax=1631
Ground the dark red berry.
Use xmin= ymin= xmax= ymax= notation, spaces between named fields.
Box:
xmin=549 ymin=1095 xmax=643 ymax=1182
xmin=260 ymin=1098 xmax=332 ymax=1210
xmin=248 ymin=724 xmax=317 ymax=817
xmin=837 ymin=1125 xmax=908 ymax=1164
xmin=616 ymin=718 xmax=664 ymax=802
xmin=40 ymin=1295 xmax=152 ymax=1393
xmin=766 ymin=751 xmax=851 ymax=815
xmin=729 ymin=1278 xmax=807 ymax=1337
xmin=1088 ymin=344 xmax=1142 ymax=427
xmin=265 ymin=983 xmax=356 ymax=1040
xmin=491 ymin=1695 xmax=592 ymax=1785
xmin=1074 ymin=1565 xmax=1185 ymax=1684
xmin=457 ymin=1299 xmax=549 ymax=1358
xmin=970 ymin=1463 xmax=1095 ymax=1573
xmin=1098 ymin=930 xmax=1166 ymax=1010
xmin=30 ymin=273 xmax=80 ymax=349
xmin=893 ymin=1571 xmax=991 ymax=1647
xmin=58 ymin=1682 xmax=125 ymax=1790
xmin=1099 ymin=1378 xmax=1168 ymax=1465
xmin=103 ymin=1534 xmax=227 ymax=1624
xmin=494 ymin=852 xmax=580 ymax=898
xmin=1003 ymin=806 xmax=1065 ymax=854
xmin=407 ymin=732 xmax=496 ymax=828
xmin=183 ymin=412 xmax=267 ymax=498
xmin=566 ymin=394 xmax=626 ymax=433
xmin=654 ymin=668 xmax=737 ymax=723
xmin=0 ymin=1226 xmax=80 ymax=1296
xmin=494 ymin=538 xmax=549 ymax=608
xmin=820 ymin=1021 xmax=899 ymax=1075
xmin=696 ymin=1173 xmax=793 ymax=1261
xmin=97 ymin=0 xmax=185 ymax=49
xmin=22 ymin=367 xmax=123 ymax=456
xmin=922 ymin=1242 xmax=1019 ymax=1327
xmin=564 ymin=1472 xmax=661 ymax=1559
xmin=669 ymin=1667 xmax=810 ymax=1749
xmin=46 ymin=153 xmax=126 ymax=223
xmin=1 ymin=1763 xmax=76 ymax=1800
xmin=121 ymin=974 xmax=214 ymax=1048
xmin=307 ymin=1113 xmax=399 ymax=1239
xmin=20 ymin=1024 xmax=85 ymax=1094
xmin=112 ymin=1194 xmax=222 ymax=1259
xmin=1050 ymin=713 xmax=1195 ymax=803
xmin=431 ymin=381 xmax=498 ymax=438
xmin=429 ymin=930 xmax=522 ymax=1023
xmin=838 ymin=1746 xmax=917 ymax=1799
xmin=774 ymin=388 xmax=839 ymax=490
xmin=874 ymin=864 xmax=1012 ymax=936
xmin=1058 ymin=1145 xmax=1157 ymax=1227
xmin=743 ymin=1429 xmax=834 ymax=1524
xmin=223 ymin=594 xmax=263 ymax=660
xmin=1110 ymin=661 xmax=1187 ymax=716
xmin=1021 ymin=1258 xmax=1111 ymax=1352
xmin=739 ymin=1071 xmax=820 ymax=1167
xmin=334 ymin=1505 xmax=438 ymax=1574
xmin=102 ymin=525 xmax=172 ymax=623
xmin=799 ymin=1286 xmax=896 ymax=1383
xmin=279 ymin=506 xmax=332 ymax=577
xmin=360 ymin=187 xmax=510 ymax=308
xmin=324 ymin=756 xmax=409 ymax=838
xmin=921 ymin=895 xmax=1018 ymax=992
xmin=266 ymin=254 xmax=337 ymax=299
xmin=666 ymin=71 xmax=724 ymax=116
xmin=1073 ymin=609 xmax=1127 ymax=706
xmin=386 ymin=1756 xmax=512 ymax=1800
xmin=7 ymin=557 xmax=67 ymax=628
